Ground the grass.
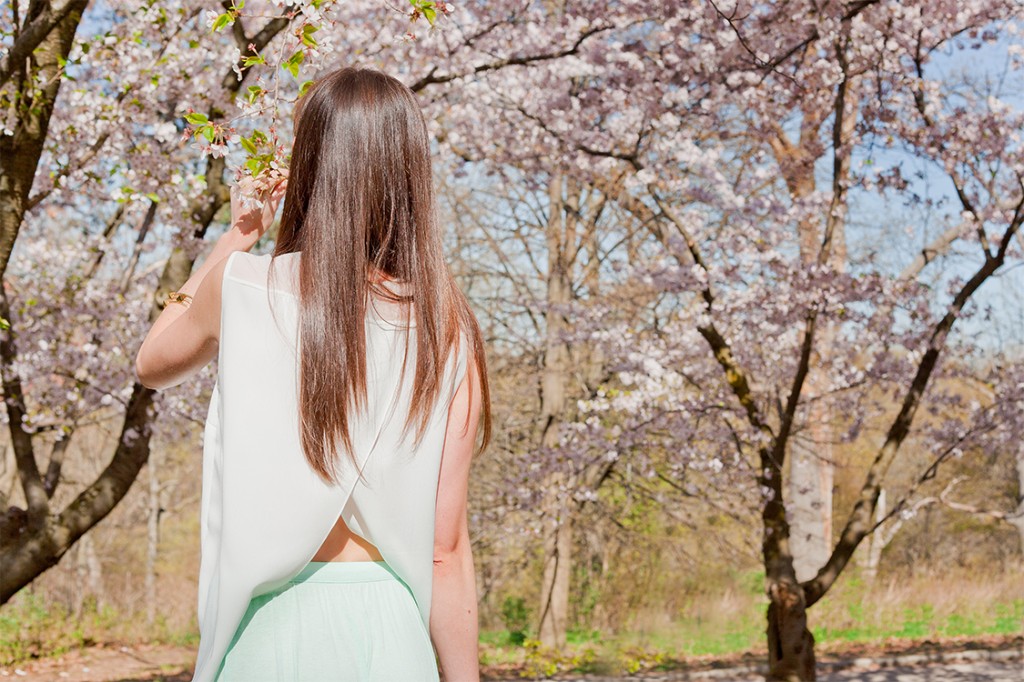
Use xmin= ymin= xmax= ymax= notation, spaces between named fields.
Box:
xmin=0 ymin=590 xmax=197 ymax=667
xmin=812 ymin=600 xmax=1024 ymax=643
xmin=3 ymin=565 xmax=1021 ymax=676
xmin=478 ymin=597 xmax=1022 ymax=677
xmin=478 ymin=565 xmax=1024 ymax=676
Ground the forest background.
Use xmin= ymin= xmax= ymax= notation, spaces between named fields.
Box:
xmin=0 ymin=1 xmax=1022 ymax=679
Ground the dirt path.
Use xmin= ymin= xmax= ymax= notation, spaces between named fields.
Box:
xmin=0 ymin=643 xmax=193 ymax=682
xmin=0 ymin=635 xmax=1020 ymax=681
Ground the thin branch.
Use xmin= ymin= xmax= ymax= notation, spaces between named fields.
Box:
xmin=803 ymin=205 xmax=1024 ymax=608
xmin=409 ymin=24 xmax=613 ymax=92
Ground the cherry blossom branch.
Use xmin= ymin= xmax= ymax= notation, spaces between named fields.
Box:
xmin=0 ymin=0 xmax=89 ymax=88
xmin=908 ymin=13 xmax=1014 ymax=259
xmin=638 ymin=183 xmax=780 ymax=452
xmin=901 ymin=219 xmax=974 ymax=281
xmin=708 ymin=0 xmax=883 ymax=88
xmin=802 ymin=201 xmax=1024 ymax=608
xmin=83 ymin=203 xmax=126 ymax=282
xmin=866 ymin=416 xmax=995 ymax=538
xmin=48 ymin=370 xmax=132 ymax=411
xmin=25 ymin=9 xmax=201 ymax=211
xmin=873 ymin=495 xmax=938 ymax=551
xmin=117 ymin=200 xmax=158 ymax=293
xmin=936 ymin=475 xmax=1024 ymax=521
xmin=821 ymin=31 xmax=856 ymax=264
xmin=409 ymin=24 xmax=613 ymax=92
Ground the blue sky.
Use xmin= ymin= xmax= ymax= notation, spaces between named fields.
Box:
xmin=834 ymin=23 xmax=1023 ymax=359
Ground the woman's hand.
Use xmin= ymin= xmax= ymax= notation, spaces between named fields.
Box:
xmin=225 ymin=169 xmax=289 ymax=252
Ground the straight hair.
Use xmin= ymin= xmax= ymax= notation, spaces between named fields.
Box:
xmin=268 ymin=66 xmax=491 ymax=485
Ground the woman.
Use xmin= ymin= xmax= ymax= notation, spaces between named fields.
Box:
xmin=135 ymin=66 xmax=491 ymax=682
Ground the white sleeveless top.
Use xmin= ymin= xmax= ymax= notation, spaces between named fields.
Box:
xmin=191 ymin=250 xmax=468 ymax=682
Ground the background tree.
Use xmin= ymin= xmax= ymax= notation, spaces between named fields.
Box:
xmin=1 ymin=3 xmax=1020 ymax=681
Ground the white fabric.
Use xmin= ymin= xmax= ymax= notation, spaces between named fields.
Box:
xmin=191 ymin=251 xmax=467 ymax=682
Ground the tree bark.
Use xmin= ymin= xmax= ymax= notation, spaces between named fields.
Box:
xmin=0 ymin=1 xmax=89 ymax=281
xmin=766 ymin=41 xmax=859 ymax=679
xmin=864 ymin=487 xmax=886 ymax=581
xmin=766 ymin=579 xmax=816 ymax=682
xmin=537 ymin=173 xmax=574 ymax=648
xmin=72 ymin=531 xmax=103 ymax=617
xmin=1008 ymin=447 xmax=1024 ymax=561
xmin=145 ymin=446 xmax=163 ymax=626
xmin=538 ymin=494 xmax=573 ymax=646
xmin=787 ymin=436 xmax=833 ymax=583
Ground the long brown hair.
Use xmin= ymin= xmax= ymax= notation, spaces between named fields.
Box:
xmin=269 ymin=66 xmax=491 ymax=486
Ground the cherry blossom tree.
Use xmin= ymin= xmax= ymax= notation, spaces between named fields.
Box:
xmin=421 ymin=0 xmax=1023 ymax=677
xmin=3 ymin=3 xmax=1021 ymax=681
xmin=0 ymin=0 xmax=632 ymax=611
xmin=0 ymin=0 xmax=370 ymax=602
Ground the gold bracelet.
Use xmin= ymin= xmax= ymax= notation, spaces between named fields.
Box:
xmin=164 ymin=291 xmax=193 ymax=308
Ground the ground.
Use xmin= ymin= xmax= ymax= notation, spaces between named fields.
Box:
xmin=0 ymin=634 xmax=1019 ymax=681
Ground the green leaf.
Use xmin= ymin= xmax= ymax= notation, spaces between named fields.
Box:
xmin=245 ymin=85 xmax=263 ymax=105
xmin=300 ymin=24 xmax=319 ymax=48
xmin=212 ymin=13 xmax=232 ymax=32
xmin=240 ymin=136 xmax=257 ymax=155
xmin=145 ymin=192 xmax=161 ymax=203
xmin=299 ymin=79 xmax=314 ymax=97
xmin=0 ymin=316 xmax=9 ymax=331
xmin=423 ymin=6 xmax=436 ymax=24
xmin=281 ymin=50 xmax=305 ymax=79
xmin=201 ymin=125 xmax=215 ymax=142
xmin=184 ymin=111 xmax=208 ymax=124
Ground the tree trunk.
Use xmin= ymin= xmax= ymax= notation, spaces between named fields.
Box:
xmin=788 ymin=320 xmax=838 ymax=584
xmin=766 ymin=579 xmax=816 ymax=682
xmin=538 ymin=494 xmax=573 ymax=647
xmin=0 ymin=1 xmax=89 ymax=281
xmin=787 ymin=439 xmax=832 ymax=583
xmin=0 ymin=384 xmax=156 ymax=602
xmin=73 ymin=531 xmax=104 ymax=617
xmin=145 ymin=447 xmax=163 ymax=626
xmin=537 ymin=173 xmax=574 ymax=648
xmin=764 ymin=41 xmax=859 ymax=680
xmin=1011 ymin=447 xmax=1024 ymax=562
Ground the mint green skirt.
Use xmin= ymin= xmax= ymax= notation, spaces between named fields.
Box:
xmin=214 ymin=560 xmax=440 ymax=681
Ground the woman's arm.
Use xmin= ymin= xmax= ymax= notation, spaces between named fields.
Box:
xmin=134 ymin=237 xmax=237 ymax=390
xmin=135 ymin=174 xmax=286 ymax=390
xmin=430 ymin=353 xmax=482 ymax=681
